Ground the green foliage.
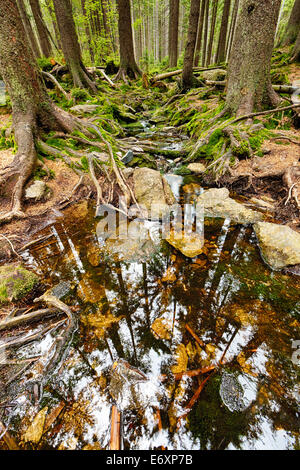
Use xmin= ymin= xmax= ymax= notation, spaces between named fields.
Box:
xmin=71 ymin=88 xmax=92 ymax=102
xmin=33 ymin=167 xmax=55 ymax=180
xmin=37 ymin=57 xmax=55 ymax=72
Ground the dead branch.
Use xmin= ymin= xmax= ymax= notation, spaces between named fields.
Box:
xmin=41 ymin=71 xmax=71 ymax=100
xmin=0 ymin=308 xmax=57 ymax=331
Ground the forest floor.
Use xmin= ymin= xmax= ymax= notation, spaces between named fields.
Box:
xmin=0 ymin=58 xmax=299 ymax=258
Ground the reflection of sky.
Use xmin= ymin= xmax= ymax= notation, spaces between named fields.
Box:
xmin=3 ymin=199 xmax=299 ymax=451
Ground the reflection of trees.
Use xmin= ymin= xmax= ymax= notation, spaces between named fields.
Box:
xmin=16 ymin=213 xmax=300 ymax=450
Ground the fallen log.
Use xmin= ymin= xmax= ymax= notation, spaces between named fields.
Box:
xmin=0 ymin=308 xmax=58 ymax=331
xmin=204 ymin=80 xmax=298 ymax=95
xmin=151 ymin=66 xmax=225 ymax=82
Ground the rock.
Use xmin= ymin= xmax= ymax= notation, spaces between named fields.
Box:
xmin=0 ymin=264 xmax=39 ymax=303
xmin=197 ymin=188 xmax=263 ymax=225
xmin=254 ymin=222 xmax=300 ymax=269
xmin=122 ymin=150 xmax=134 ymax=165
xmin=50 ymin=281 xmax=72 ymax=300
xmin=187 ymin=163 xmax=206 ymax=174
xmin=25 ymin=181 xmax=48 ymax=201
xmin=104 ymin=219 xmax=160 ymax=262
xmin=133 ymin=168 xmax=176 ymax=219
xmin=166 ymin=229 xmax=204 ymax=258
xmin=202 ymin=69 xmax=227 ymax=82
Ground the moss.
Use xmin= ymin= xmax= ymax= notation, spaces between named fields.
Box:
xmin=71 ymin=88 xmax=91 ymax=102
xmin=0 ymin=264 xmax=39 ymax=303
xmin=232 ymin=140 xmax=251 ymax=158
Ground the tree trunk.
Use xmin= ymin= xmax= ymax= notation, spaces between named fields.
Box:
xmin=81 ymin=0 xmax=95 ymax=63
xmin=194 ymin=0 xmax=205 ymax=66
xmin=28 ymin=0 xmax=52 ymax=57
xmin=201 ymin=0 xmax=209 ymax=66
xmin=226 ymin=0 xmax=281 ymax=116
xmin=216 ymin=0 xmax=231 ymax=64
xmin=0 ymin=0 xmax=90 ymax=224
xmin=16 ymin=0 xmax=41 ymax=59
xmin=182 ymin=0 xmax=201 ymax=89
xmin=115 ymin=0 xmax=141 ymax=81
xmin=52 ymin=0 xmax=97 ymax=92
xmin=282 ymin=0 xmax=300 ymax=46
xmin=44 ymin=0 xmax=62 ymax=50
xmin=291 ymin=28 xmax=300 ymax=61
xmin=226 ymin=0 xmax=239 ymax=61
xmin=206 ymin=0 xmax=218 ymax=66
xmin=168 ymin=0 xmax=180 ymax=68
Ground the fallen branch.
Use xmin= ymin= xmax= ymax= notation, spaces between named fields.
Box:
xmin=152 ymin=66 xmax=225 ymax=82
xmin=176 ymin=372 xmax=214 ymax=430
xmin=0 ymin=308 xmax=57 ymax=331
xmin=159 ymin=365 xmax=215 ymax=382
xmin=185 ymin=323 xmax=206 ymax=348
xmin=41 ymin=71 xmax=71 ymax=101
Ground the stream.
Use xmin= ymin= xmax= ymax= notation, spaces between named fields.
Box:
xmin=0 ymin=121 xmax=299 ymax=451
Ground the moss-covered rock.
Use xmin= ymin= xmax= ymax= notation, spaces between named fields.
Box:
xmin=0 ymin=264 xmax=39 ymax=303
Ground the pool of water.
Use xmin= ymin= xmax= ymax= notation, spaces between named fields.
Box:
xmin=0 ymin=174 xmax=299 ymax=450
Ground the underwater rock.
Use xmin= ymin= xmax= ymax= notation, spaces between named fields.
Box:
xmin=219 ymin=371 xmax=248 ymax=412
xmin=133 ymin=168 xmax=176 ymax=218
xmin=104 ymin=219 xmax=160 ymax=262
xmin=197 ymin=188 xmax=263 ymax=225
xmin=166 ymin=229 xmax=204 ymax=258
xmin=254 ymin=222 xmax=300 ymax=269
xmin=0 ymin=264 xmax=39 ymax=303
xmin=25 ymin=180 xmax=48 ymax=201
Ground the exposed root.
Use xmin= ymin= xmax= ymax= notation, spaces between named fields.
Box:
xmin=42 ymin=71 xmax=71 ymax=101
xmin=0 ymin=115 xmax=36 ymax=224
xmin=114 ymin=66 xmax=142 ymax=83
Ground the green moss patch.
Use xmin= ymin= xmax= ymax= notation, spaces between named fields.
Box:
xmin=0 ymin=264 xmax=39 ymax=304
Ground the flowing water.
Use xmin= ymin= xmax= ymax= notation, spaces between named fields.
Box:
xmin=0 ymin=125 xmax=299 ymax=451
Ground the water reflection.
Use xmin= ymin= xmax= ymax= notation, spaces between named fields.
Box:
xmin=0 ymin=190 xmax=299 ymax=450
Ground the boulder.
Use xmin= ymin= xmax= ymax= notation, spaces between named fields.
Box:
xmin=133 ymin=168 xmax=176 ymax=219
xmin=197 ymin=188 xmax=263 ymax=225
xmin=25 ymin=181 xmax=48 ymax=201
xmin=0 ymin=264 xmax=39 ymax=303
xmin=254 ymin=222 xmax=300 ymax=269
xmin=166 ymin=229 xmax=204 ymax=258
xmin=202 ymin=69 xmax=227 ymax=82
xmin=187 ymin=163 xmax=206 ymax=174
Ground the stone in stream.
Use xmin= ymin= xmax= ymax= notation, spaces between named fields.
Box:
xmin=254 ymin=222 xmax=300 ymax=270
xmin=219 ymin=371 xmax=248 ymax=413
xmin=0 ymin=264 xmax=39 ymax=303
xmin=197 ymin=188 xmax=263 ymax=225
xmin=166 ymin=229 xmax=204 ymax=258
xmin=133 ymin=168 xmax=176 ymax=219
xmin=187 ymin=163 xmax=206 ymax=174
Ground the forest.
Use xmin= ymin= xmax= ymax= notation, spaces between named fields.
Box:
xmin=0 ymin=0 xmax=299 ymax=452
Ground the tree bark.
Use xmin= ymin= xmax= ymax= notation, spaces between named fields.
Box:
xmin=16 ymin=0 xmax=41 ymax=59
xmin=282 ymin=0 xmax=300 ymax=46
xmin=216 ymin=0 xmax=231 ymax=64
xmin=291 ymin=28 xmax=300 ymax=61
xmin=201 ymin=0 xmax=209 ymax=66
xmin=0 ymin=0 xmax=90 ymax=224
xmin=115 ymin=0 xmax=141 ymax=81
xmin=44 ymin=0 xmax=62 ymax=50
xmin=28 ymin=0 xmax=52 ymax=57
xmin=194 ymin=0 xmax=205 ymax=66
xmin=182 ymin=0 xmax=201 ymax=89
xmin=226 ymin=0 xmax=281 ymax=116
xmin=52 ymin=0 xmax=97 ymax=92
xmin=168 ymin=0 xmax=180 ymax=68
xmin=226 ymin=0 xmax=239 ymax=61
xmin=206 ymin=0 xmax=218 ymax=66
xmin=81 ymin=0 xmax=95 ymax=63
